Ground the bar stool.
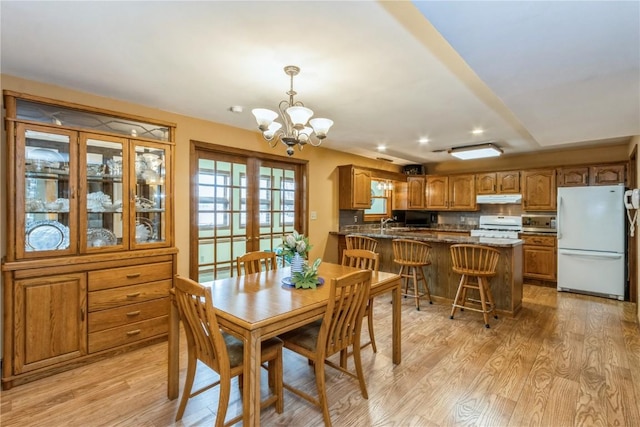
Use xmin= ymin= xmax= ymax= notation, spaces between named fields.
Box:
xmin=449 ymin=244 xmax=500 ymax=328
xmin=392 ymin=239 xmax=432 ymax=310
xmin=345 ymin=235 xmax=379 ymax=252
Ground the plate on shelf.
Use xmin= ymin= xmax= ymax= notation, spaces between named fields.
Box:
xmin=26 ymin=148 xmax=65 ymax=169
xmin=25 ymin=220 xmax=70 ymax=251
xmin=87 ymin=228 xmax=117 ymax=248
xmin=135 ymin=196 xmax=155 ymax=210
xmin=135 ymin=217 xmax=155 ymax=242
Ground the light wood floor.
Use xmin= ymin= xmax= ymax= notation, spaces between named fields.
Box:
xmin=2 ymin=285 xmax=639 ymax=427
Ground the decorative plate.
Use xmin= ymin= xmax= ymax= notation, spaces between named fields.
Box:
xmin=135 ymin=217 xmax=155 ymax=242
xmin=135 ymin=196 xmax=155 ymax=210
xmin=281 ymin=276 xmax=325 ymax=289
xmin=87 ymin=228 xmax=117 ymax=248
xmin=26 ymin=148 xmax=65 ymax=169
xmin=25 ymin=220 xmax=70 ymax=251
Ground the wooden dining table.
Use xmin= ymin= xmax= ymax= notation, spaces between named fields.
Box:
xmin=167 ymin=262 xmax=402 ymax=426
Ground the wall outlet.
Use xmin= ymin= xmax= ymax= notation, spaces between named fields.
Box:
xmin=354 ymin=215 xmax=358 ymax=223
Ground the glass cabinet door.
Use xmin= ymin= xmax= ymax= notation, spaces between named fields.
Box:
xmin=79 ymin=133 xmax=129 ymax=252
xmin=132 ymin=142 xmax=169 ymax=247
xmin=16 ymin=123 xmax=77 ymax=258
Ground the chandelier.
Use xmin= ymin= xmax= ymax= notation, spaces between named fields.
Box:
xmin=252 ymin=65 xmax=333 ymax=156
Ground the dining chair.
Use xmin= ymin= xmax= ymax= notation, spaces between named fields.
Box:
xmin=345 ymin=234 xmax=379 ymax=252
xmin=278 ymin=269 xmax=372 ymax=427
xmin=341 ymin=248 xmax=380 ymax=353
xmin=174 ymin=275 xmax=284 ymax=426
xmin=450 ymin=244 xmax=500 ymax=328
xmin=236 ymin=251 xmax=278 ymax=276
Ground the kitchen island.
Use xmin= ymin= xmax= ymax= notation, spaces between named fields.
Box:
xmin=331 ymin=228 xmax=523 ymax=316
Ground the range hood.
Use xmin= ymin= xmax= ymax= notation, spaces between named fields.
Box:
xmin=476 ymin=194 xmax=522 ymax=204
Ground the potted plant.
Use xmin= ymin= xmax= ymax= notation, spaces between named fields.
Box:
xmin=292 ymin=258 xmax=323 ymax=289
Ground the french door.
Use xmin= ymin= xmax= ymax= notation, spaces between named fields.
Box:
xmin=191 ymin=143 xmax=307 ymax=282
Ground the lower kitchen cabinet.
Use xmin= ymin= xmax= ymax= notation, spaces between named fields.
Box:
xmin=520 ymin=234 xmax=556 ymax=282
xmin=2 ymin=250 xmax=176 ymax=389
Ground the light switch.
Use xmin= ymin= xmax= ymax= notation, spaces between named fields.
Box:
xmin=310 ymin=211 xmax=317 ymax=220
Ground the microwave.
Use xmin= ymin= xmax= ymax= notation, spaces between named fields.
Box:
xmin=521 ymin=214 xmax=556 ymax=233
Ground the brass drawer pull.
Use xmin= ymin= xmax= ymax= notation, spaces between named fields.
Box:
xmin=126 ymin=273 xmax=141 ymax=279
xmin=126 ymin=310 xmax=141 ymax=317
xmin=126 ymin=292 xmax=141 ymax=298
xmin=126 ymin=329 xmax=141 ymax=336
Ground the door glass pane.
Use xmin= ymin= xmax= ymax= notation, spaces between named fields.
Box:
xmin=86 ymin=138 xmax=125 ymax=248
xmin=24 ymin=130 xmax=71 ymax=253
xmin=133 ymin=145 xmax=167 ymax=245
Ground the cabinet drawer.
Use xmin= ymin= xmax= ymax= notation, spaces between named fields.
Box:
xmin=88 ymin=280 xmax=171 ymax=312
xmin=88 ymin=298 xmax=169 ymax=332
xmin=88 ymin=262 xmax=172 ymax=291
xmin=88 ymin=315 xmax=168 ymax=353
xmin=520 ymin=235 xmax=556 ymax=247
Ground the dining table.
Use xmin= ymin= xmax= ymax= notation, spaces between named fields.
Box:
xmin=167 ymin=262 xmax=402 ymax=427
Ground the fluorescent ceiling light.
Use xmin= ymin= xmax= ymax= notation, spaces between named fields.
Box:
xmin=448 ymin=143 xmax=503 ymax=160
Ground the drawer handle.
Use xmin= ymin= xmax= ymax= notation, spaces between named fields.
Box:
xmin=126 ymin=329 xmax=141 ymax=336
xmin=126 ymin=273 xmax=141 ymax=279
xmin=126 ymin=292 xmax=141 ymax=298
xmin=126 ymin=310 xmax=141 ymax=317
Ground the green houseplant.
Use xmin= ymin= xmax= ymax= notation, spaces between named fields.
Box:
xmin=292 ymin=258 xmax=323 ymax=289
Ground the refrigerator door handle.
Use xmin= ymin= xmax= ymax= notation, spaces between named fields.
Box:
xmin=557 ymin=195 xmax=563 ymax=240
xmin=558 ymin=249 xmax=623 ymax=259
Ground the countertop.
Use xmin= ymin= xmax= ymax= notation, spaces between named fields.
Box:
xmin=331 ymin=228 xmax=523 ymax=248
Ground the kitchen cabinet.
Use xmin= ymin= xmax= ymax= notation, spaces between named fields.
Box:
xmin=522 ymin=169 xmax=556 ymax=211
xmin=406 ymin=176 xmax=426 ymax=209
xmin=2 ymin=91 xmax=177 ymax=389
xmin=338 ymin=165 xmax=371 ymax=209
xmin=520 ymin=234 xmax=556 ymax=282
xmin=426 ymin=174 xmax=476 ymax=211
xmin=557 ymin=167 xmax=589 ymax=187
xmin=589 ymin=164 xmax=626 ymax=186
xmin=476 ymin=171 xmax=520 ymax=194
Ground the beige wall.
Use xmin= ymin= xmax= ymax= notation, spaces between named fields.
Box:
xmin=0 ymin=74 xmax=400 ymax=278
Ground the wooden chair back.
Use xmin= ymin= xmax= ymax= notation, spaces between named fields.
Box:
xmin=341 ymin=248 xmax=380 ymax=272
xmin=320 ymin=270 xmax=372 ymax=359
xmin=236 ymin=251 xmax=278 ymax=276
xmin=392 ymin=239 xmax=431 ymax=266
xmin=345 ymin=235 xmax=379 ymax=252
xmin=174 ymin=276 xmax=227 ymax=374
xmin=450 ymin=244 xmax=500 ymax=277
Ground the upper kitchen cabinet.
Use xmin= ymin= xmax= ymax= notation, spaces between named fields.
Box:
xmin=522 ymin=169 xmax=556 ymax=211
xmin=557 ymin=166 xmax=589 ymax=187
xmin=589 ymin=163 xmax=626 ymax=186
xmin=406 ymin=175 xmax=426 ymax=209
xmin=426 ymin=174 xmax=476 ymax=211
xmin=338 ymin=165 xmax=371 ymax=209
xmin=476 ymin=171 xmax=520 ymax=194
xmin=2 ymin=91 xmax=177 ymax=389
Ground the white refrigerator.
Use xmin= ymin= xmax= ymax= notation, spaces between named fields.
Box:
xmin=557 ymin=185 xmax=626 ymax=300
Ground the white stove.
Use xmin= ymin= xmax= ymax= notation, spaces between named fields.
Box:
xmin=470 ymin=215 xmax=522 ymax=239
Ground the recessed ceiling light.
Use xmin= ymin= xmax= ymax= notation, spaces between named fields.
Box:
xmin=471 ymin=128 xmax=484 ymax=135
xmin=377 ymin=145 xmax=386 ymax=151
xmin=418 ymin=137 xmax=430 ymax=144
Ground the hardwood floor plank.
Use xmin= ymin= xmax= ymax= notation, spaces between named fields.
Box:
xmin=1 ymin=285 xmax=638 ymax=427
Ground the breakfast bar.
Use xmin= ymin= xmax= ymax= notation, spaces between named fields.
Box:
xmin=334 ymin=229 xmax=524 ymax=316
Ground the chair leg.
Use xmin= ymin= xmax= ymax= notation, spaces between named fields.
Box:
xmin=175 ymin=353 xmax=197 ymax=421
xmin=313 ymin=357 xmax=332 ymax=427
xmin=367 ymin=299 xmax=377 ymax=353
xmin=450 ymin=275 xmax=466 ymax=319
xmin=352 ymin=344 xmax=369 ymax=400
xmin=484 ymin=279 xmax=498 ymax=320
xmin=411 ymin=267 xmax=420 ymax=311
xmin=418 ymin=267 xmax=432 ymax=304
xmin=215 ymin=373 xmax=231 ymax=427
xmin=477 ymin=277 xmax=490 ymax=328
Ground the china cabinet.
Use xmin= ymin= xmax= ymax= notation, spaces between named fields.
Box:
xmin=2 ymin=91 xmax=177 ymax=389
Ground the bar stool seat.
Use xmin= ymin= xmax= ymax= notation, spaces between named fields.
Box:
xmin=449 ymin=244 xmax=500 ymax=328
xmin=392 ymin=239 xmax=432 ymax=311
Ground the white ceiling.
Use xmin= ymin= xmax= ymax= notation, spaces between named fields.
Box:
xmin=1 ymin=1 xmax=638 ymax=165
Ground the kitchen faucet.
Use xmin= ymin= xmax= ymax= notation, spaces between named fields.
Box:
xmin=381 ymin=217 xmax=394 ymax=231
